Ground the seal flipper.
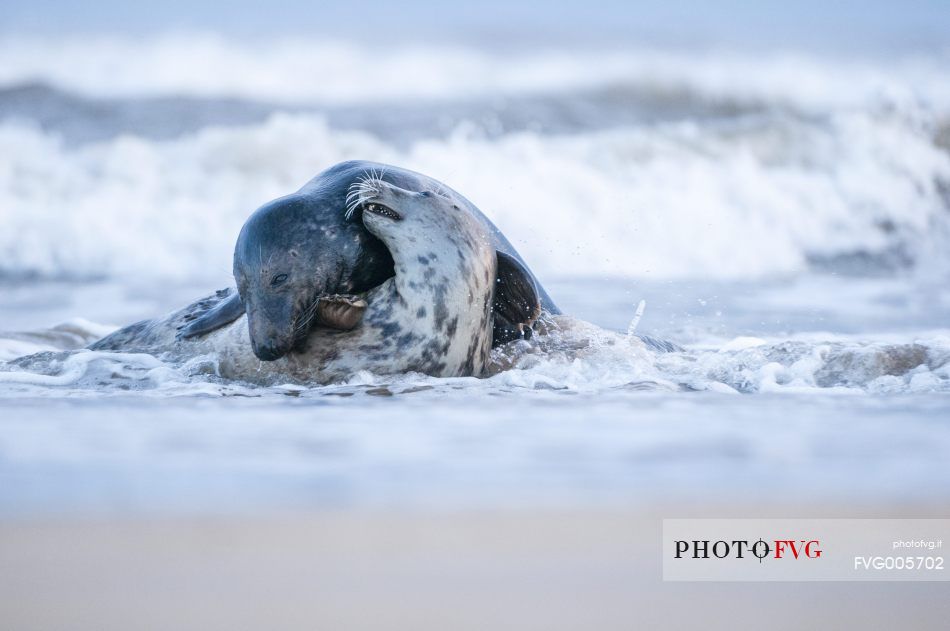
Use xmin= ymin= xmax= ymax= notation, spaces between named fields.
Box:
xmin=177 ymin=289 xmax=245 ymax=339
xmin=315 ymin=295 xmax=367 ymax=331
xmin=492 ymin=251 xmax=542 ymax=348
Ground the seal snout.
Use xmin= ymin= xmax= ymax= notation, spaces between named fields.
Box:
xmin=251 ymin=340 xmax=286 ymax=362
xmin=246 ymin=304 xmax=299 ymax=362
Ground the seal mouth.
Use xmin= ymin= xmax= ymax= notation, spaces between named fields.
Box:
xmin=362 ymin=203 xmax=402 ymax=221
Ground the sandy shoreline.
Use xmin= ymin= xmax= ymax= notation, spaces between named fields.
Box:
xmin=3 ymin=504 xmax=948 ymax=630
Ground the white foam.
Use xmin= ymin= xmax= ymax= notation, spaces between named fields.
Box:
xmin=0 ymin=350 xmax=163 ymax=386
xmin=1 ymin=318 xmax=948 ymax=397
xmin=0 ymin=339 xmax=51 ymax=362
xmin=0 ymin=116 xmax=392 ymax=280
xmin=1 ymin=105 xmax=948 ymax=281
xmin=0 ymin=319 xmax=118 ymax=360
xmin=719 ymin=337 xmax=768 ymax=351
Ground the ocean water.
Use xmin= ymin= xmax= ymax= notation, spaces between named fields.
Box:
xmin=1 ymin=33 xmax=949 ymax=516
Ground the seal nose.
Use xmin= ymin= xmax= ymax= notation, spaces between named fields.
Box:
xmin=251 ymin=340 xmax=285 ymax=361
xmin=246 ymin=299 xmax=296 ymax=361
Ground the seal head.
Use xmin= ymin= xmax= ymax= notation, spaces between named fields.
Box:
xmin=232 ymin=193 xmax=391 ymax=361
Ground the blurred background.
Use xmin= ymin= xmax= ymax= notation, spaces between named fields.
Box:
xmin=2 ymin=3 xmax=950 ymax=629
xmin=1 ymin=0 xmax=949 ymax=286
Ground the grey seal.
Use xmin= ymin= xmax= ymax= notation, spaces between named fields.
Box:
xmin=175 ymin=160 xmax=559 ymax=360
xmin=89 ymin=175 xmax=541 ymax=384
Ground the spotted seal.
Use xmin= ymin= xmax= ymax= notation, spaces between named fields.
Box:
xmin=88 ymin=176 xmax=541 ymax=384
xmin=175 ymin=160 xmax=559 ymax=360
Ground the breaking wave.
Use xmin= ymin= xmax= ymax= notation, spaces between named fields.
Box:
xmin=1 ymin=36 xmax=949 ymax=281
xmin=1 ymin=108 xmax=948 ymax=281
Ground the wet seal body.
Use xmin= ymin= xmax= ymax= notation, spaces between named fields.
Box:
xmin=176 ymin=160 xmax=559 ymax=361
xmin=90 ymin=178 xmax=541 ymax=384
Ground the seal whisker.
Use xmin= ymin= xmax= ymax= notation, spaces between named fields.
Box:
xmin=293 ymin=308 xmax=318 ymax=339
xmin=293 ymin=292 xmax=322 ymax=337
xmin=345 ymin=188 xmax=362 ymax=205
xmin=298 ymin=294 xmax=319 ymax=323
xmin=345 ymin=169 xmax=387 ymax=220
xmin=345 ymin=184 xmax=364 ymax=219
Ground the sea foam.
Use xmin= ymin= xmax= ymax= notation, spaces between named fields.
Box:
xmin=1 ymin=108 xmax=948 ymax=281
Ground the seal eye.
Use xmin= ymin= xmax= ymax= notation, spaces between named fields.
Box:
xmin=363 ymin=203 xmax=402 ymax=221
xmin=271 ymin=273 xmax=288 ymax=287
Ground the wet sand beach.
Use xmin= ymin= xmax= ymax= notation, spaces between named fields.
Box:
xmin=3 ymin=505 xmax=949 ymax=630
